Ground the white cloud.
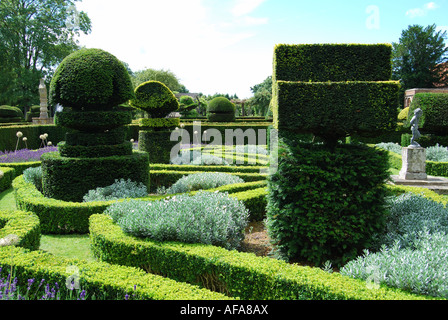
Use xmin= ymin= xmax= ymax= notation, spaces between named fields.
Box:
xmin=231 ymin=0 xmax=266 ymax=17
xmin=406 ymin=2 xmax=439 ymax=18
xmin=74 ymin=0 xmax=270 ymax=98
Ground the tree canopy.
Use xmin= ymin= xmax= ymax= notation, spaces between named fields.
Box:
xmin=0 ymin=0 xmax=92 ymax=107
xmin=131 ymin=68 xmax=188 ymax=93
xmin=392 ymin=24 xmax=448 ymax=90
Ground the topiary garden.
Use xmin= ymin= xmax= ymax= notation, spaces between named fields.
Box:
xmin=1 ymin=45 xmax=447 ymax=302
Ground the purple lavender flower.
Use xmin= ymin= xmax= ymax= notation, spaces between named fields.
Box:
xmin=0 ymin=147 xmax=58 ymax=164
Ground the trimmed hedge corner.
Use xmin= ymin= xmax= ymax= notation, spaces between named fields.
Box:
xmin=0 ymin=210 xmax=41 ymax=251
xmin=0 ymin=167 xmax=15 ymax=192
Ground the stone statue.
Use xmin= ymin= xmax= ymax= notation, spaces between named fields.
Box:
xmin=409 ymin=108 xmax=423 ymax=148
xmin=39 ymin=79 xmax=49 ymax=119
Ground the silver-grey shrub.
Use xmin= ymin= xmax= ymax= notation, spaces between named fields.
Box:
xmin=426 ymin=144 xmax=448 ymax=162
xmin=83 ymin=178 xmax=148 ymax=202
xmin=341 ymin=230 xmax=448 ymax=298
xmin=370 ymin=193 xmax=448 ymax=249
xmin=104 ymin=191 xmax=249 ymax=250
xmin=375 ymin=142 xmax=402 ymax=154
xmin=341 ymin=193 xmax=448 ymax=298
xmin=23 ymin=166 xmax=43 ymax=192
xmin=166 ymin=172 xmax=244 ymax=194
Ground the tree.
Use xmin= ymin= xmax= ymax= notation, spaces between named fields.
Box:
xmin=131 ymin=68 xmax=187 ymax=93
xmin=0 ymin=0 xmax=92 ymax=108
xmin=248 ymin=76 xmax=272 ymax=116
xmin=392 ymin=24 xmax=448 ymax=90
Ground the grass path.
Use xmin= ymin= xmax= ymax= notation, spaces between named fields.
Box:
xmin=0 ymin=187 xmax=96 ymax=262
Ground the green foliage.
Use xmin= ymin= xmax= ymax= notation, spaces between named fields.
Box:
xmin=50 ymin=48 xmax=134 ymax=110
xmin=266 ymin=140 xmax=391 ymax=267
xmin=55 ymin=110 xmax=133 ymax=132
xmin=376 ymin=142 xmax=402 ymax=154
xmin=166 ymin=172 xmax=245 ymax=194
xmin=65 ymin=127 xmax=127 ymax=147
xmin=104 ymin=191 xmax=249 ymax=250
xmin=0 ymin=106 xmax=24 ymax=118
xmin=392 ymin=24 xmax=448 ymax=90
xmin=131 ymin=68 xmax=186 ymax=92
xmin=273 ymin=44 xmax=393 ymax=83
xmin=398 ymin=107 xmax=409 ymax=121
xmin=406 ymin=93 xmax=448 ymax=135
xmin=0 ymin=167 xmax=15 ymax=193
xmin=41 ymin=151 xmax=150 ymax=203
xmin=0 ymin=210 xmax=41 ymax=251
xmin=138 ymin=130 xmax=179 ymax=164
xmin=206 ymin=97 xmax=236 ymax=122
xmin=0 ymin=0 xmax=92 ymax=108
xmin=83 ymin=179 xmax=148 ymax=202
xmin=139 ymin=117 xmax=180 ymax=129
xmin=89 ymin=213 xmax=431 ymax=300
xmin=58 ymin=141 xmax=133 ymax=158
xmin=273 ymin=81 xmax=400 ymax=143
xmin=130 ymin=81 xmax=179 ymax=118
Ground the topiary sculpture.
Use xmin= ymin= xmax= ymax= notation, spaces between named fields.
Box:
xmin=206 ymin=97 xmax=236 ymax=122
xmin=267 ymin=43 xmax=400 ymax=267
xmin=0 ymin=105 xmax=24 ymax=123
xmin=41 ymin=48 xmax=149 ymax=202
xmin=130 ymin=81 xmax=180 ymax=164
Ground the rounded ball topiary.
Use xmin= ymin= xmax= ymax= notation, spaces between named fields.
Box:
xmin=49 ymin=48 xmax=134 ymax=111
xmin=206 ymin=97 xmax=235 ymax=114
xmin=130 ymin=81 xmax=179 ymax=118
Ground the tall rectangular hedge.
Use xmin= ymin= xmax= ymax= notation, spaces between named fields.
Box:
xmin=273 ymin=43 xmax=393 ymax=83
xmin=272 ymin=44 xmax=400 ymax=140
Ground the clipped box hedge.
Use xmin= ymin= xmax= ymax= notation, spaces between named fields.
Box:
xmin=150 ymin=169 xmax=267 ymax=193
xmin=88 ymin=213 xmax=433 ymax=300
xmin=273 ymin=43 xmax=393 ymax=83
xmin=0 ymin=167 xmax=15 ymax=192
xmin=0 ymin=210 xmax=41 ymax=251
xmin=387 ymin=150 xmax=448 ymax=178
xmin=273 ymin=80 xmax=400 ymax=138
xmin=406 ymin=93 xmax=448 ymax=135
xmin=0 ymin=246 xmax=230 ymax=300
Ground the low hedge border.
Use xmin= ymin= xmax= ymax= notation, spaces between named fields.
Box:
xmin=88 ymin=213 xmax=433 ymax=300
xmin=0 ymin=246 xmax=231 ymax=300
xmin=150 ymin=163 xmax=267 ymax=173
xmin=0 ymin=161 xmax=40 ymax=177
xmin=13 ymin=175 xmax=268 ymax=235
xmin=150 ymin=170 xmax=267 ymax=192
xmin=0 ymin=210 xmax=41 ymax=251
xmin=387 ymin=151 xmax=448 ymax=178
xmin=0 ymin=167 xmax=15 ymax=192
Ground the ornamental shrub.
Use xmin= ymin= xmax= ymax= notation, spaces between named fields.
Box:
xmin=166 ymin=172 xmax=244 ymax=194
xmin=130 ymin=81 xmax=179 ymax=118
xmin=370 ymin=193 xmax=448 ymax=250
xmin=83 ymin=178 xmax=148 ymax=202
xmin=23 ymin=166 xmax=43 ymax=193
xmin=266 ymin=140 xmax=390 ymax=267
xmin=206 ymin=97 xmax=235 ymax=122
xmin=425 ymin=144 xmax=448 ymax=162
xmin=0 ymin=106 xmax=24 ymax=118
xmin=104 ymin=191 xmax=249 ymax=250
xmin=49 ymin=48 xmax=134 ymax=111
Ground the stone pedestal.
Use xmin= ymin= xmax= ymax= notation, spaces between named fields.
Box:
xmin=399 ymin=147 xmax=427 ymax=180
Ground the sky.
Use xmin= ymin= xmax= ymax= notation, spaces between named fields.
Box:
xmin=73 ymin=0 xmax=448 ymax=99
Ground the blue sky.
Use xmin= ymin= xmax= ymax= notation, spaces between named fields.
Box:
xmin=74 ymin=0 xmax=448 ymax=98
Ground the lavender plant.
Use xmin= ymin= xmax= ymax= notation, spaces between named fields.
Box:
xmin=104 ymin=191 xmax=249 ymax=250
xmin=0 ymin=147 xmax=58 ymax=164
xmin=83 ymin=178 xmax=148 ymax=202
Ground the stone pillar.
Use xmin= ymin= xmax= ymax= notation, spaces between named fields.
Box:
xmin=39 ymin=79 xmax=49 ymax=119
xmin=399 ymin=147 xmax=427 ymax=180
